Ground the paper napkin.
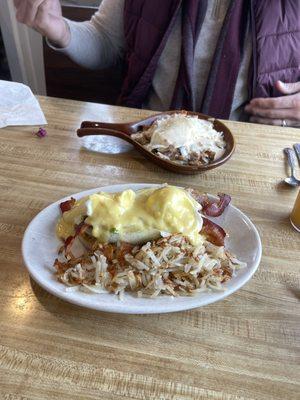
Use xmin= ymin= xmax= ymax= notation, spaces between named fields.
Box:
xmin=0 ymin=80 xmax=47 ymax=128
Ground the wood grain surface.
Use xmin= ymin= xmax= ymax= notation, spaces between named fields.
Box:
xmin=0 ymin=96 xmax=299 ymax=400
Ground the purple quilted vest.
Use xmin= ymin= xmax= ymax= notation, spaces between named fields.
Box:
xmin=251 ymin=1 xmax=300 ymax=98
xmin=119 ymin=0 xmax=300 ymax=118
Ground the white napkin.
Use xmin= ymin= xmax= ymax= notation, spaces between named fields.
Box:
xmin=0 ymin=80 xmax=47 ymax=128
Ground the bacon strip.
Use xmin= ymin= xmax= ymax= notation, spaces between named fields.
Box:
xmin=64 ymin=235 xmax=75 ymax=254
xmin=75 ymin=221 xmax=90 ymax=236
xmin=201 ymin=218 xmax=226 ymax=246
xmin=60 ymin=197 xmax=76 ymax=214
xmin=64 ymin=222 xmax=90 ymax=255
xmin=187 ymin=189 xmax=231 ymax=217
xmin=202 ymin=193 xmax=231 ymax=217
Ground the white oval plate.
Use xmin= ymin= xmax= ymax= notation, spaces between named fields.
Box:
xmin=22 ymin=183 xmax=262 ymax=314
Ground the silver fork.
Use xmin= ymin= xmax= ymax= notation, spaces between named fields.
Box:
xmin=284 ymin=148 xmax=300 ymax=187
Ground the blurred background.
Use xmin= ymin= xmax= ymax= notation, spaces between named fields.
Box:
xmin=0 ymin=0 xmax=123 ymax=105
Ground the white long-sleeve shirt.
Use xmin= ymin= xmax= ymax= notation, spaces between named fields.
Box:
xmin=51 ymin=0 xmax=252 ymax=120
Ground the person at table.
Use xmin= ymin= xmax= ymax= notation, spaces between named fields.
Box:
xmin=14 ymin=0 xmax=300 ymax=127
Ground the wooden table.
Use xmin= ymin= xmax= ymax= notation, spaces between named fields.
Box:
xmin=0 ymin=96 xmax=299 ymax=400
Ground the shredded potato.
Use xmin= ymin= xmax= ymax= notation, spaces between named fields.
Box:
xmin=54 ymin=234 xmax=246 ymax=299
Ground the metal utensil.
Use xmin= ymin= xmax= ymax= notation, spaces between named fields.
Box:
xmin=284 ymin=148 xmax=300 ymax=186
xmin=293 ymin=143 xmax=300 ymax=165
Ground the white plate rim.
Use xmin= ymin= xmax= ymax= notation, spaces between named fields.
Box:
xmin=22 ymin=183 xmax=262 ymax=314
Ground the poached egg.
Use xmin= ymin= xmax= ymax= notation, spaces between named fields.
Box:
xmin=56 ymin=186 xmax=203 ymax=245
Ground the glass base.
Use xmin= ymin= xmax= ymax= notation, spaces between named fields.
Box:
xmin=81 ymin=136 xmax=133 ymax=154
xmin=290 ymin=217 xmax=300 ymax=232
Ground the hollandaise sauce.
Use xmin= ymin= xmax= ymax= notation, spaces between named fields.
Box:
xmin=56 ymin=186 xmax=203 ymax=245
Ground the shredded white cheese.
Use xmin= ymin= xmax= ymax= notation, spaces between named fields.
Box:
xmin=146 ymin=113 xmax=225 ymax=156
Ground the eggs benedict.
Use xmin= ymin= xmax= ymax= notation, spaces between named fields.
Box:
xmin=53 ymin=185 xmax=246 ymax=300
xmin=56 ymin=185 xmax=204 ymax=247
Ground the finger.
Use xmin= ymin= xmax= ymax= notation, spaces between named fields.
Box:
xmin=249 ymin=116 xmax=283 ymax=126
xmin=245 ymin=105 xmax=300 ymax=120
xmin=276 ymin=80 xmax=300 ymax=95
xmin=249 ymin=116 xmax=300 ymax=127
xmin=23 ymin=0 xmax=45 ymax=27
xmin=248 ymin=93 xmax=299 ymax=109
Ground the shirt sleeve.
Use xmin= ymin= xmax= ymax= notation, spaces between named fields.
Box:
xmin=47 ymin=0 xmax=125 ymax=70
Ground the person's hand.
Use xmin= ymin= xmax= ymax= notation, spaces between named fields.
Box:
xmin=245 ymin=81 xmax=300 ymax=128
xmin=14 ymin=0 xmax=70 ymax=48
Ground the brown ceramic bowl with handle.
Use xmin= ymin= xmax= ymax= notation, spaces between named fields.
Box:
xmin=77 ymin=110 xmax=235 ymax=175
